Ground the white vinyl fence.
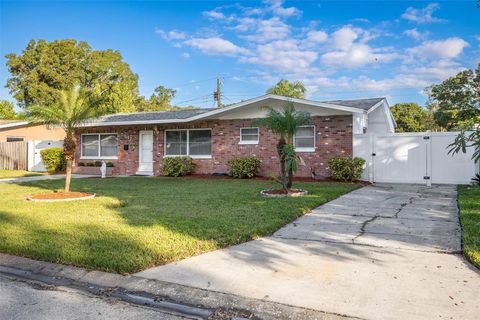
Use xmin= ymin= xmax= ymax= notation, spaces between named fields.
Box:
xmin=27 ymin=140 xmax=64 ymax=172
xmin=354 ymin=132 xmax=479 ymax=185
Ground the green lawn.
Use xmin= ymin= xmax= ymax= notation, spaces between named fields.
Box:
xmin=0 ymin=170 xmax=46 ymax=179
xmin=0 ymin=177 xmax=359 ymax=273
xmin=458 ymin=186 xmax=480 ymax=268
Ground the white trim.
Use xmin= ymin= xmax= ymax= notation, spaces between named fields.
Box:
xmin=0 ymin=121 xmax=29 ymax=129
xmin=79 ymin=94 xmax=367 ymax=127
xmin=164 ymin=128 xmax=212 ymax=158
xmin=239 ymin=127 xmax=259 ymax=145
xmin=366 ymin=100 xmax=385 ymax=114
xmin=138 ymin=130 xmax=154 ymax=173
xmin=80 ymin=133 xmax=118 ymax=160
xmin=294 ymin=125 xmax=316 ymax=153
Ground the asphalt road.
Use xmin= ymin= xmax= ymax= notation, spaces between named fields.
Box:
xmin=0 ymin=274 xmax=188 ymax=320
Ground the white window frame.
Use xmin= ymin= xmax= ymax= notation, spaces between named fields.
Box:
xmin=80 ymin=133 xmax=118 ymax=160
xmin=164 ymin=128 xmax=212 ymax=159
xmin=294 ymin=125 xmax=316 ymax=153
xmin=239 ymin=127 xmax=259 ymax=145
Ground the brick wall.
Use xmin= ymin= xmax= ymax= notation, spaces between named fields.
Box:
xmin=73 ymin=115 xmax=353 ymax=178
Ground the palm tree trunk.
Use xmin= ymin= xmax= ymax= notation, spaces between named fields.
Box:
xmin=65 ymin=159 xmax=72 ymax=192
xmin=287 ymin=167 xmax=293 ymax=189
xmin=63 ymin=130 xmax=76 ymax=193
xmin=277 ymin=137 xmax=287 ymax=191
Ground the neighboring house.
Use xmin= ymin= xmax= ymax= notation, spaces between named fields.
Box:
xmin=73 ymin=94 xmax=395 ymax=178
xmin=0 ymin=120 xmax=65 ymax=142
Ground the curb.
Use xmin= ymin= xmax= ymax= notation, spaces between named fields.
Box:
xmin=0 ymin=253 xmax=358 ymax=320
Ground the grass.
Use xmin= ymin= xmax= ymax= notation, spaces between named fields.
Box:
xmin=458 ymin=185 xmax=480 ymax=268
xmin=0 ymin=170 xmax=46 ymax=179
xmin=0 ymin=177 xmax=360 ymax=273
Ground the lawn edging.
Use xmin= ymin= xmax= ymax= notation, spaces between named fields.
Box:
xmin=0 ymin=252 xmax=355 ymax=320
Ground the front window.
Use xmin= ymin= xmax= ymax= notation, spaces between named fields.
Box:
xmin=240 ymin=127 xmax=259 ymax=144
xmin=165 ymin=129 xmax=212 ymax=158
xmin=81 ymin=134 xmax=118 ymax=158
xmin=294 ymin=126 xmax=315 ymax=152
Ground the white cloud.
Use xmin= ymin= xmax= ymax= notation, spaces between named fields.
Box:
xmin=203 ymin=10 xmax=226 ymax=20
xmin=155 ymin=29 xmax=187 ymax=40
xmin=181 ymin=52 xmax=190 ymax=59
xmin=267 ymin=0 xmax=302 ymax=17
xmin=407 ymin=37 xmax=469 ymax=60
xmin=305 ymin=30 xmax=328 ymax=43
xmin=332 ymin=27 xmax=358 ymax=49
xmin=242 ymin=40 xmax=317 ymax=72
xmin=403 ymin=28 xmax=428 ymax=41
xmin=322 ymin=44 xmax=397 ymax=68
xmin=241 ymin=17 xmax=291 ymax=42
xmin=183 ymin=37 xmax=251 ymax=56
xmin=401 ymin=3 xmax=446 ymax=24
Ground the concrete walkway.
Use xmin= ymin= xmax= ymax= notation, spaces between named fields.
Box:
xmin=0 ymin=174 xmax=97 ymax=183
xmin=137 ymin=184 xmax=480 ymax=320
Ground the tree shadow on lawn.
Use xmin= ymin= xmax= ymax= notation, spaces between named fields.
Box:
xmin=2 ymin=177 xmax=389 ymax=272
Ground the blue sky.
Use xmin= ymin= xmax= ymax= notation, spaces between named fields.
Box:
xmin=0 ymin=0 xmax=479 ymax=109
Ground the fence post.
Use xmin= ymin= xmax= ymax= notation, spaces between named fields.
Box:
xmin=425 ymin=135 xmax=432 ymax=187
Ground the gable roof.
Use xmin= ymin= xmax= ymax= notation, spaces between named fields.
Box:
xmin=323 ymin=97 xmax=385 ymax=111
xmin=0 ymin=120 xmax=29 ymax=129
xmin=81 ymin=94 xmax=387 ymax=127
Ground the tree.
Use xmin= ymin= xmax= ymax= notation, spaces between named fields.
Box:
xmin=255 ymin=104 xmax=311 ymax=190
xmin=428 ymin=64 xmax=480 ymax=130
xmin=390 ymin=103 xmax=438 ymax=132
xmin=28 ymin=86 xmax=105 ymax=192
xmin=267 ymin=79 xmax=306 ymax=99
xmin=6 ymin=39 xmax=140 ymax=114
xmin=140 ymin=86 xmax=177 ymax=111
xmin=0 ymin=100 xmax=17 ymax=119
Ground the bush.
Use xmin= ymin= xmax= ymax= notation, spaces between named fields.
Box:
xmin=163 ymin=156 xmax=195 ymax=177
xmin=40 ymin=147 xmax=66 ymax=173
xmin=227 ymin=156 xmax=261 ymax=178
xmin=86 ymin=162 xmax=94 ymax=167
xmin=328 ymin=156 xmax=365 ymax=182
xmin=94 ymin=161 xmax=102 ymax=167
xmin=106 ymin=161 xmax=115 ymax=167
xmin=78 ymin=162 xmax=85 ymax=167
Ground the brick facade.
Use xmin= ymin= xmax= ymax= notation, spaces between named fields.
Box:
xmin=73 ymin=115 xmax=353 ymax=178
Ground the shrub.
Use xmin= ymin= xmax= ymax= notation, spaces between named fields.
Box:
xmin=106 ymin=161 xmax=115 ymax=167
xmin=471 ymin=173 xmax=480 ymax=186
xmin=163 ymin=156 xmax=195 ymax=177
xmin=328 ymin=156 xmax=365 ymax=182
xmin=40 ymin=147 xmax=66 ymax=173
xmin=86 ymin=162 xmax=94 ymax=167
xmin=94 ymin=161 xmax=102 ymax=167
xmin=227 ymin=156 xmax=261 ymax=178
xmin=78 ymin=162 xmax=85 ymax=167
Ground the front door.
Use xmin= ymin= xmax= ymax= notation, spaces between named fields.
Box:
xmin=138 ymin=130 xmax=153 ymax=173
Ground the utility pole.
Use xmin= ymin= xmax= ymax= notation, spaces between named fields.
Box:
xmin=213 ymin=77 xmax=222 ymax=108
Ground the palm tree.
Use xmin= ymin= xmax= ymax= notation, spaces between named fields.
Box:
xmin=267 ymin=79 xmax=306 ymax=99
xmin=255 ymin=103 xmax=311 ymax=190
xmin=28 ymin=86 xmax=103 ymax=192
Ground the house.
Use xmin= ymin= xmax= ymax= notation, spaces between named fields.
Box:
xmin=0 ymin=120 xmax=65 ymax=142
xmin=73 ymin=94 xmax=395 ymax=178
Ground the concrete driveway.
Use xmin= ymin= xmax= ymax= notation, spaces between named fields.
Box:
xmin=137 ymin=184 xmax=480 ymax=320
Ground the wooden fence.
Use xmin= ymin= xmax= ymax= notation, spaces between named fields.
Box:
xmin=0 ymin=141 xmax=28 ymax=170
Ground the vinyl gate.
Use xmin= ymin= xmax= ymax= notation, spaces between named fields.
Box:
xmin=353 ymin=132 xmax=479 ymax=185
xmin=27 ymin=140 xmax=64 ymax=172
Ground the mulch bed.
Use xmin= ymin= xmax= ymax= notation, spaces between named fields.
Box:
xmin=27 ymin=192 xmax=96 ymax=202
xmin=260 ymin=188 xmax=308 ymax=198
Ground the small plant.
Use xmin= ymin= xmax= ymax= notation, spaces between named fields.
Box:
xmin=77 ymin=162 xmax=85 ymax=167
xmin=163 ymin=156 xmax=195 ymax=177
xmin=40 ymin=147 xmax=66 ymax=173
xmin=471 ymin=173 xmax=480 ymax=186
xmin=86 ymin=162 xmax=94 ymax=167
xmin=328 ymin=156 xmax=366 ymax=182
xmin=227 ymin=156 xmax=262 ymax=178
xmin=94 ymin=161 xmax=102 ymax=167
xmin=106 ymin=161 xmax=115 ymax=167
